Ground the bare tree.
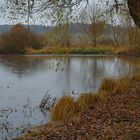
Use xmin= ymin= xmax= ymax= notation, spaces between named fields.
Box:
xmin=1 ymin=0 xmax=140 ymax=30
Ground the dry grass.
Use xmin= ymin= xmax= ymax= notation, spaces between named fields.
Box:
xmin=113 ymin=78 xmax=130 ymax=94
xmin=76 ymin=93 xmax=100 ymax=110
xmin=51 ymin=96 xmax=79 ymax=122
xmin=99 ymin=78 xmax=117 ymax=93
xmin=25 ymin=48 xmax=37 ymax=54
xmin=31 ymin=46 xmax=116 ymax=55
xmin=97 ymin=78 xmax=117 ymax=101
xmin=116 ymin=47 xmax=132 ymax=55
xmin=113 ymin=73 xmax=140 ymax=94
xmin=51 ymin=73 xmax=140 ymax=122
xmin=51 ymin=93 xmax=100 ymax=122
xmin=98 ymin=78 xmax=117 ymax=101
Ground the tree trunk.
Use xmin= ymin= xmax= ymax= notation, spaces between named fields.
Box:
xmin=128 ymin=0 xmax=140 ymax=28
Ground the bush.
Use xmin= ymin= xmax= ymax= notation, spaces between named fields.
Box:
xmin=0 ymin=24 xmax=43 ymax=54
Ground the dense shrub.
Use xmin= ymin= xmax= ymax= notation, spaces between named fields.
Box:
xmin=0 ymin=24 xmax=43 ymax=54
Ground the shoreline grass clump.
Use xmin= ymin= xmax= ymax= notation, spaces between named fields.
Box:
xmin=51 ymin=96 xmax=79 ymax=122
xmin=51 ymin=93 xmax=101 ymax=122
xmin=76 ymin=93 xmax=100 ymax=110
xmin=51 ymin=78 xmax=124 ymax=122
xmin=114 ymin=73 xmax=140 ymax=94
xmin=98 ymin=78 xmax=117 ymax=99
xmin=99 ymin=78 xmax=117 ymax=92
xmin=51 ymin=73 xmax=140 ymax=122
xmin=113 ymin=78 xmax=130 ymax=94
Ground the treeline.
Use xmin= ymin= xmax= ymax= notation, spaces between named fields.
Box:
xmin=0 ymin=22 xmax=140 ymax=54
xmin=0 ymin=1 xmax=140 ymax=54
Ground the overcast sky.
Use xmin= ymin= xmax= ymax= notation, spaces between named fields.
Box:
xmin=0 ymin=0 xmax=99 ymax=25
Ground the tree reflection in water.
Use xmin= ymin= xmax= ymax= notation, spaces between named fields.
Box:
xmin=0 ymin=55 xmax=139 ymax=139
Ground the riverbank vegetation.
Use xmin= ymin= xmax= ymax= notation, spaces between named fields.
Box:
xmin=0 ymin=24 xmax=44 ymax=54
xmin=0 ymin=0 xmax=140 ymax=56
xmin=15 ymin=73 xmax=140 ymax=140
xmin=30 ymin=46 xmax=115 ymax=55
xmin=0 ymin=23 xmax=140 ymax=56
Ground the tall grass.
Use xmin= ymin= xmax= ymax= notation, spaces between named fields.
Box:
xmin=51 ymin=73 xmax=140 ymax=122
xmin=99 ymin=78 xmax=117 ymax=92
xmin=77 ymin=93 xmax=100 ymax=110
xmin=51 ymin=96 xmax=79 ymax=122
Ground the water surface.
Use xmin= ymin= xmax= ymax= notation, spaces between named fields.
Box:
xmin=0 ymin=55 xmax=139 ymax=139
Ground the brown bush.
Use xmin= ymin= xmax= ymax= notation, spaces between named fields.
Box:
xmin=0 ymin=24 xmax=43 ymax=54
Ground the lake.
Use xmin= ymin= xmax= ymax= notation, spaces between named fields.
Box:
xmin=0 ymin=55 xmax=139 ymax=140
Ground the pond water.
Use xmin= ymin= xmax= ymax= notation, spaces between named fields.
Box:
xmin=0 ymin=55 xmax=139 ymax=140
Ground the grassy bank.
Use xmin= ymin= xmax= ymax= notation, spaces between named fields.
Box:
xmin=25 ymin=46 xmax=115 ymax=55
xmin=15 ymin=73 xmax=140 ymax=140
xmin=25 ymin=46 xmax=140 ymax=56
xmin=0 ymin=42 xmax=140 ymax=56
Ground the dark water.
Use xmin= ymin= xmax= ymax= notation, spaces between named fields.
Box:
xmin=0 ymin=55 xmax=139 ymax=140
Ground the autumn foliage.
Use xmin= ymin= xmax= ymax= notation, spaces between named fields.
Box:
xmin=0 ymin=24 xmax=43 ymax=54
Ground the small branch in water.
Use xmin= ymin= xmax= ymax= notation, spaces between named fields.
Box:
xmin=40 ymin=91 xmax=57 ymax=111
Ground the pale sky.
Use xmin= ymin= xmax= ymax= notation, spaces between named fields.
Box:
xmin=0 ymin=0 xmax=100 ymax=25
